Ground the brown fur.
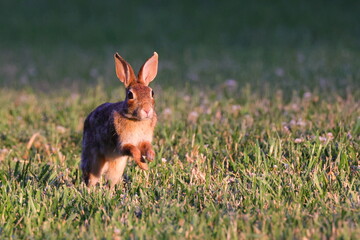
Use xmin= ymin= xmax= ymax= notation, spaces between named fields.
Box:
xmin=81 ymin=52 xmax=159 ymax=187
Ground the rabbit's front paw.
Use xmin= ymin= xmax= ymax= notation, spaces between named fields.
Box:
xmin=133 ymin=153 xmax=149 ymax=170
xmin=138 ymin=162 xmax=149 ymax=170
xmin=139 ymin=141 xmax=155 ymax=162
xmin=146 ymin=149 xmax=155 ymax=162
xmin=122 ymin=144 xmax=149 ymax=170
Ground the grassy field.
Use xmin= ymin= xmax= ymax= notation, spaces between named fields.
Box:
xmin=0 ymin=1 xmax=360 ymax=239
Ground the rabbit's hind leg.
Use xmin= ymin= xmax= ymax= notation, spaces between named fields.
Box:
xmin=105 ymin=156 xmax=128 ymax=188
xmin=81 ymin=153 xmax=107 ymax=187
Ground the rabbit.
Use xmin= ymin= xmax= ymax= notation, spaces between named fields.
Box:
xmin=81 ymin=52 xmax=158 ymax=187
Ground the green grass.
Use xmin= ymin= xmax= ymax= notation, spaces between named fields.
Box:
xmin=0 ymin=1 xmax=360 ymax=239
xmin=0 ymin=83 xmax=359 ymax=239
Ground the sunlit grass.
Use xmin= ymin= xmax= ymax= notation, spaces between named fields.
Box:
xmin=0 ymin=78 xmax=359 ymax=238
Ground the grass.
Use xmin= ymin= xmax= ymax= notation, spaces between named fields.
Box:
xmin=0 ymin=0 xmax=360 ymax=239
xmin=0 ymin=80 xmax=359 ymax=239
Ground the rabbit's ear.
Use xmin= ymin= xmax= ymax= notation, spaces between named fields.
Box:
xmin=138 ymin=52 xmax=158 ymax=86
xmin=114 ymin=53 xmax=136 ymax=87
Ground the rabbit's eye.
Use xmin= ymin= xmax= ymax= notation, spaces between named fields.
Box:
xmin=127 ymin=91 xmax=134 ymax=99
xmin=151 ymin=90 xmax=154 ymax=98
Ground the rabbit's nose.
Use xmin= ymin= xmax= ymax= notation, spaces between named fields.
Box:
xmin=144 ymin=108 xmax=153 ymax=116
xmin=141 ymin=106 xmax=153 ymax=118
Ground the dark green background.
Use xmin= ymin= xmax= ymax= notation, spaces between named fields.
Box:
xmin=2 ymin=0 xmax=359 ymax=48
xmin=0 ymin=0 xmax=359 ymax=93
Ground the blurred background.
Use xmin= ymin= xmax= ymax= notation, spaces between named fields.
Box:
xmin=0 ymin=0 xmax=359 ymax=94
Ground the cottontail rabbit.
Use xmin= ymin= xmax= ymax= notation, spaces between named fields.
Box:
xmin=81 ymin=52 xmax=158 ymax=187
